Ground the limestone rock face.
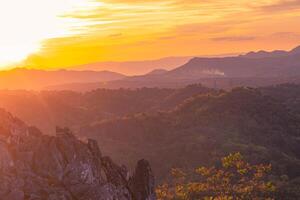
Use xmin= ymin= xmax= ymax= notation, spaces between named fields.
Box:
xmin=0 ymin=109 xmax=156 ymax=200
xmin=129 ymin=160 xmax=156 ymax=200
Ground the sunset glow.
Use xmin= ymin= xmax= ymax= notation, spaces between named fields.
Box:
xmin=0 ymin=0 xmax=100 ymax=68
xmin=1 ymin=0 xmax=300 ymax=71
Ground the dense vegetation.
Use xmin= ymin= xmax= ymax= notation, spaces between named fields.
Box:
xmin=0 ymin=85 xmax=213 ymax=134
xmin=0 ymin=84 xmax=300 ymax=198
xmin=157 ymin=153 xmax=276 ymax=200
xmin=75 ymin=84 xmax=300 ymax=198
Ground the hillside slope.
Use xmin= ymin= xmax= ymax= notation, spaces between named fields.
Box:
xmin=0 ymin=85 xmax=213 ymax=134
xmin=78 ymin=86 xmax=300 ymax=182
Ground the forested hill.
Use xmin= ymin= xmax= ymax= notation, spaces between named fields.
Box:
xmin=0 ymin=84 xmax=213 ymax=134
xmin=0 ymin=83 xmax=300 ymax=198
xmin=78 ymin=85 xmax=300 ymax=191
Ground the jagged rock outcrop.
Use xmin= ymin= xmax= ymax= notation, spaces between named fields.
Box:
xmin=0 ymin=109 xmax=156 ymax=200
xmin=129 ymin=160 xmax=156 ymax=200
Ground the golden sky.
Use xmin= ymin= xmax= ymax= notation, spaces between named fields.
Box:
xmin=1 ymin=0 xmax=300 ymax=70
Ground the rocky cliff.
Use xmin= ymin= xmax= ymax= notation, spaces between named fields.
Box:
xmin=0 ymin=109 xmax=156 ymax=200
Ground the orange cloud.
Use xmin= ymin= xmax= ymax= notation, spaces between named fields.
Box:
xmin=9 ymin=0 xmax=300 ymax=72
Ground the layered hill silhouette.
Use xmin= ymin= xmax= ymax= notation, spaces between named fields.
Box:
xmin=1 ymin=82 xmax=300 ymax=197
xmin=1 ymin=45 xmax=299 ymax=91
xmin=0 ymin=68 xmax=125 ymax=90
xmin=71 ymin=56 xmax=192 ymax=75
xmin=47 ymin=45 xmax=300 ymax=91
xmin=243 ymin=45 xmax=300 ymax=58
xmin=0 ymin=44 xmax=299 ymax=198
xmin=0 ymin=84 xmax=213 ymax=134
xmin=1 ymin=83 xmax=300 ymax=185
xmin=77 ymin=84 xmax=300 ymax=186
xmin=169 ymin=45 xmax=300 ymax=78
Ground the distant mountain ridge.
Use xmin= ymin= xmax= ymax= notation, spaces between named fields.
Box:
xmin=243 ymin=45 xmax=300 ymax=58
xmin=47 ymin=45 xmax=300 ymax=91
xmin=168 ymin=45 xmax=300 ymax=78
xmin=1 ymin=45 xmax=300 ymax=91
xmin=0 ymin=68 xmax=126 ymax=90
xmin=71 ymin=56 xmax=192 ymax=75
xmin=146 ymin=69 xmax=168 ymax=75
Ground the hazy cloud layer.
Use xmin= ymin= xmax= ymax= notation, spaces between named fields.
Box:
xmin=260 ymin=0 xmax=300 ymax=12
xmin=211 ymin=36 xmax=256 ymax=42
xmin=18 ymin=0 xmax=300 ymax=70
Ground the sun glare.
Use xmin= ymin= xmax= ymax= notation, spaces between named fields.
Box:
xmin=0 ymin=0 xmax=100 ymax=69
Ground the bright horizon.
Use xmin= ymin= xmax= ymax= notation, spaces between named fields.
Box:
xmin=1 ymin=0 xmax=300 ymax=71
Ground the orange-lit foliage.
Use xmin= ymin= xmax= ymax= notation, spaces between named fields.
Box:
xmin=156 ymin=153 xmax=275 ymax=200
